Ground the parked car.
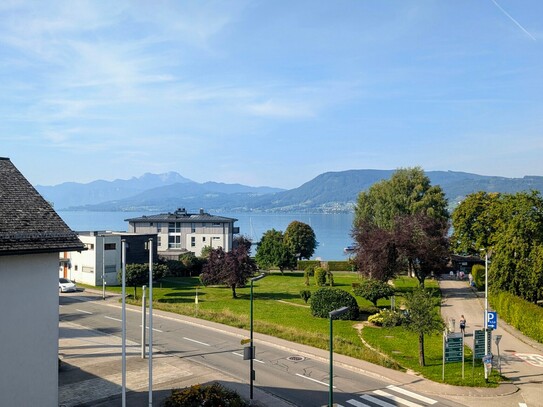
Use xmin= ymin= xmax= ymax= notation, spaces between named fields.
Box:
xmin=59 ymin=278 xmax=77 ymax=293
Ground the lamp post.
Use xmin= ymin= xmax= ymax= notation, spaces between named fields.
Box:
xmin=329 ymin=306 xmax=349 ymax=407
xmin=249 ymin=273 xmax=266 ymax=400
xmin=484 ymin=251 xmax=489 ymax=381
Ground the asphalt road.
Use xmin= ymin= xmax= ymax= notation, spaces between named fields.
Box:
xmin=59 ymin=291 xmax=465 ymax=407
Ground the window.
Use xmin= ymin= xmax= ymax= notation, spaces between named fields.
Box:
xmin=105 ymin=265 xmax=117 ymax=273
xmin=191 ymin=236 xmax=196 ymax=247
xmin=212 ymin=222 xmax=221 ymax=227
xmin=157 ymin=223 xmax=162 ymax=232
xmin=85 ymin=243 xmax=94 ymax=250
xmin=74 ymin=265 xmax=78 ymax=271
xmin=168 ymin=235 xmax=181 ymax=249
xmin=82 ymin=266 xmax=94 ymax=273
xmin=104 ymin=243 xmax=116 ymax=250
xmin=157 ymin=236 xmax=161 ymax=246
xmin=191 ymin=223 xmax=196 ymax=233
xmin=212 ymin=236 xmax=220 ymax=240
xmin=169 ymin=222 xmax=181 ymax=233
xmin=202 ymin=237 xmax=206 ymax=242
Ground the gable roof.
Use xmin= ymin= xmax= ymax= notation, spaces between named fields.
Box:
xmin=0 ymin=158 xmax=85 ymax=256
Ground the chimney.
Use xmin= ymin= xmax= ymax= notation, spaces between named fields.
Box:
xmin=199 ymin=208 xmax=204 ymax=215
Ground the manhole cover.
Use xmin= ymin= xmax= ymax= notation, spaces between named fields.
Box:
xmin=287 ymin=355 xmax=305 ymax=362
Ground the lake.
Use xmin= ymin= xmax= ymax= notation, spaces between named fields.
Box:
xmin=57 ymin=211 xmax=355 ymax=261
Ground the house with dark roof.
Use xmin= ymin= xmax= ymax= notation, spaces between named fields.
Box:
xmin=126 ymin=208 xmax=239 ymax=259
xmin=0 ymin=157 xmax=84 ymax=406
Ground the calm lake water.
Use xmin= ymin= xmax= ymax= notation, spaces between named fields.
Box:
xmin=57 ymin=211 xmax=355 ymax=261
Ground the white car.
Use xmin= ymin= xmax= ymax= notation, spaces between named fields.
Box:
xmin=59 ymin=278 xmax=77 ymax=293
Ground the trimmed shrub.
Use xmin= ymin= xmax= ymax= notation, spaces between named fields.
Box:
xmin=300 ymin=289 xmax=312 ymax=303
xmin=310 ymin=288 xmax=359 ymax=320
xmin=491 ymin=290 xmax=543 ymax=343
xmin=327 ymin=270 xmax=334 ymax=287
xmin=368 ymin=309 xmax=406 ymax=327
xmin=163 ymin=383 xmax=248 ymax=407
xmin=471 ymin=264 xmax=485 ymax=290
xmin=303 ymin=266 xmax=314 ymax=286
xmin=314 ymin=267 xmax=327 ymax=287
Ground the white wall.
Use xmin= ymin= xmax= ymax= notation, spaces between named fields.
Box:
xmin=0 ymin=253 xmax=59 ymax=406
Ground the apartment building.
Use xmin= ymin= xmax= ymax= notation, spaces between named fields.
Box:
xmin=126 ymin=208 xmax=239 ymax=259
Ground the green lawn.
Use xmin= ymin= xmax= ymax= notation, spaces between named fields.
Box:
xmin=92 ymin=272 xmax=502 ymax=386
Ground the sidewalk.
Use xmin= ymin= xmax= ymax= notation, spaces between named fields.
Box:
xmin=439 ymin=277 xmax=543 ymax=407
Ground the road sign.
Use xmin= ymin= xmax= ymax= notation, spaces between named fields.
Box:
xmin=487 ymin=311 xmax=498 ymax=329
xmin=444 ymin=332 xmax=463 ymax=362
xmin=473 ymin=329 xmax=491 ymax=359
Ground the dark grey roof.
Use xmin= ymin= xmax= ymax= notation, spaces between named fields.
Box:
xmin=126 ymin=207 xmax=238 ymax=224
xmin=0 ymin=158 xmax=85 ymax=256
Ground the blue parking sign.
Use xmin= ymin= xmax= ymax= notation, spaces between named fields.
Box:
xmin=487 ymin=311 xmax=498 ymax=329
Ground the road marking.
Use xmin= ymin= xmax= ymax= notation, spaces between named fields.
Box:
xmin=515 ymin=353 xmax=543 ymax=367
xmin=231 ymin=351 xmax=265 ymax=364
xmin=139 ymin=325 xmax=163 ymax=333
xmin=104 ymin=316 xmax=122 ymax=322
xmin=76 ymin=309 xmax=92 ymax=314
xmin=519 ymin=403 xmax=527 ymax=407
xmin=359 ymin=394 xmax=396 ymax=407
xmin=386 ymin=385 xmax=437 ymax=404
xmin=295 ymin=373 xmax=333 ymax=388
xmin=373 ymin=390 xmax=423 ymax=407
xmin=183 ymin=337 xmax=210 ymax=346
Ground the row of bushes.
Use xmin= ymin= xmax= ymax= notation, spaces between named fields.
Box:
xmin=491 ymin=290 xmax=543 ymax=343
xmin=163 ymin=383 xmax=247 ymax=406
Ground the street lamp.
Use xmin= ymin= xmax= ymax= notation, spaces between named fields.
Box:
xmin=249 ymin=273 xmax=266 ymax=400
xmin=329 ymin=306 xmax=349 ymax=407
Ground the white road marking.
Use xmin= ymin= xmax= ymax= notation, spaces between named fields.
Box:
xmin=295 ymin=373 xmax=333 ymax=388
xmin=515 ymin=353 xmax=543 ymax=367
xmin=373 ymin=390 xmax=423 ymax=407
xmin=104 ymin=316 xmax=122 ymax=322
xmin=183 ymin=337 xmax=210 ymax=346
xmin=139 ymin=325 xmax=163 ymax=333
xmin=386 ymin=385 xmax=437 ymax=404
xmin=231 ymin=351 xmax=265 ymax=364
xmin=76 ymin=309 xmax=92 ymax=314
xmin=359 ymin=394 xmax=396 ymax=407
xmin=519 ymin=403 xmax=528 ymax=407
xmin=346 ymin=399 xmax=369 ymax=406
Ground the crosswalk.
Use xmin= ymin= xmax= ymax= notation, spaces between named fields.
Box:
xmin=336 ymin=385 xmax=437 ymax=407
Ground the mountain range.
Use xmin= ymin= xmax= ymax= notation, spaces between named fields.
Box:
xmin=35 ymin=170 xmax=543 ymax=213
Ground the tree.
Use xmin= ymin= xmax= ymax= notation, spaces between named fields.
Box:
xmin=354 ymin=167 xmax=449 ymax=230
xmin=200 ymin=245 xmax=257 ymax=299
xmin=255 ymin=229 xmax=296 ymax=273
xmin=119 ymin=263 xmax=167 ymax=298
xmin=403 ymin=288 xmax=444 ymax=366
xmin=352 ymin=168 xmax=450 ymax=285
xmin=284 ymin=221 xmax=317 ymax=260
xmin=451 ymin=192 xmax=501 ymax=255
xmin=394 ymin=214 xmax=449 ymax=287
xmin=353 ymin=279 xmax=395 ymax=306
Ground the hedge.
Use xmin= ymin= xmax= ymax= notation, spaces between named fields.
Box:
xmin=490 ymin=290 xmax=543 ymax=343
xmin=297 ymin=260 xmax=321 ymax=270
xmin=327 ymin=261 xmax=355 ymax=272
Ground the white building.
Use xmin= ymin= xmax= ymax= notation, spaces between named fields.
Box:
xmin=61 ymin=231 xmax=157 ymax=286
xmin=0 ymin=157 xmax=84 ymax=407
xmin=126 ymin=208 xmax=239 ymax=259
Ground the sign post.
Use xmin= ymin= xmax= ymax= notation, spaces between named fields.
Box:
xmin=443 ymin=332 xmax=464 ymax=380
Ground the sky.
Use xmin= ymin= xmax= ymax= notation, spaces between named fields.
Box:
xmin=1 ymin=1 xmax=542 ymax=189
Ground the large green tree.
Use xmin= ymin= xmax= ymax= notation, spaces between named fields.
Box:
xmin=255 ymin=229 xmax=296 ymax=273
xmin=119 ymin=263 xmax=167 ymax=298
xmin=451 ymin=191 xmax=501 ymax=255
xmin=284 ymin=221 xmax=317 ymax=260
xmin=354 ymin=167 xmax=449 ymax=230
xmin=353 ymin=168 xmax=450 ymax=285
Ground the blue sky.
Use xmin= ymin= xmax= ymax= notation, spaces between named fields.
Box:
xmin=1 ymin=1 xmax=542 ymax=189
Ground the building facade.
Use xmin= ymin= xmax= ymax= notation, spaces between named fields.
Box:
xmin=0 ymin=157 xmax=84 ymax=407
xmin=126 ymin=208 xmax=239 ymax=259
xmin=61 ymin=231 xmax=157 ymax=286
